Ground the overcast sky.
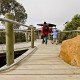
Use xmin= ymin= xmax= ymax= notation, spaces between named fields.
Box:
xmin=17 ymin=0 xmax=80 ymax=30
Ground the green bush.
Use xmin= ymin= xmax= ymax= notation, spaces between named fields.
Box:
xmin=0 ymin=32 xmax=26 ymax=44
xmin=15 ymin=32 xmax=26 ymax=43
xmin=58 ymin=31 xmax=77 ymax=43
xmin=0 ymin=32 xmax=6 ymax=44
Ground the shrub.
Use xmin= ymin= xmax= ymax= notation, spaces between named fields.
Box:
xmin=0 ymin=32 xmax=26 ymax=44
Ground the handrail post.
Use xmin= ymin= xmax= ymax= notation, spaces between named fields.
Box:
xmin=31 ymin=26 xmax=34 ymax=48
xmin=5 ymin=13 xmax=14 ymax=66
xmin=37 ymin=30 xmax=39 ymax=39
xmin=25 ymin=30 xmax=28 ymax=42
xmin=77 ymin=27 xmax=80 ymax=35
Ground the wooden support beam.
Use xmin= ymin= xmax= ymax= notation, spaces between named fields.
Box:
xmin=5 ymin=13 xmax=14 ymax=66
xmin=31 ymin=26 xmax=34 ymax=48
xmin=25 ymin=30 xmax=28 ymax=42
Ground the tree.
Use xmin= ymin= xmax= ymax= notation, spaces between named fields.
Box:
xmin=0 ymin=0 xmax=27 ymax=28
xmin=60 ymin=14 xmax=80 ymax=42
xmin=64 ymin=14 xmax=80 ymax=31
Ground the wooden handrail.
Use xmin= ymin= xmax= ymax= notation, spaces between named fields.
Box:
xmin=0 ymin=18 xmax=28 ymax=27
xmin=0 ymin=13 xmax=35 ymax=66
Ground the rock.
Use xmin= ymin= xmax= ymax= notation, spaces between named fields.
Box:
xmin=59 ymin=35 xmax=80 ymax=66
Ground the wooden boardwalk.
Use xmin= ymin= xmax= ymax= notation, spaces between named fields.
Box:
xmin=0 ymin=40 xmax=80 ymax=80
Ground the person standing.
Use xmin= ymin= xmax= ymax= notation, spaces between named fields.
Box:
xmin=51 ymin=29 xmax=58 ymax=44
xmin=41 ymin=22 xmax=50 ymax=44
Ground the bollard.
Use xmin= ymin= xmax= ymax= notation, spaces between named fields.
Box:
xmin=31 ymin=27 xmax=34 ymax=48
xmin=5 ymin=13 xmax=14 ymax=66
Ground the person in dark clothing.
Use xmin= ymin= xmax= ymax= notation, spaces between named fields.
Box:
xmin=41 ymin=22 xmax=50 ymax=44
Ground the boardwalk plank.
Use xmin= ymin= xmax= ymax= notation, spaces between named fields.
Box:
xmin=1 ymin=69 xmax=80 ymax=75
xmin=15 ymin=65 xmax=79 ymax=70
xmin=0 ymin=75 xmax=80 ymax=80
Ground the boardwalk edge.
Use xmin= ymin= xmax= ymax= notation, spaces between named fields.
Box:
xmin=0 ymin=46 xmax=38 ymax=72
